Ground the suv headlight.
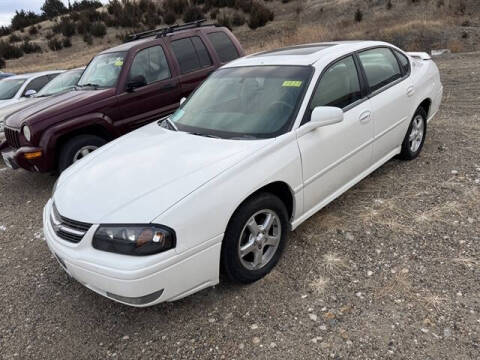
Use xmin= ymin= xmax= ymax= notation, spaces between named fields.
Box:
xmin=22 ymin=125 xmax=31 ymax=141
xmin=93 ymin=225 xmax=175 ymax=256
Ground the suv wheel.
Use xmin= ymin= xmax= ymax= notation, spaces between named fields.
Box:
xmin=221 ymin=193 xmax=288 ymax=284
xmin=58 ymin=135 xmax=106 ymax=172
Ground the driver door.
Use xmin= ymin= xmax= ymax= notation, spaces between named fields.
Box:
xmin=116 ymin=45 xmax=181 ymax=132
xmin=297 ymin=55 xmax=374 ymax=213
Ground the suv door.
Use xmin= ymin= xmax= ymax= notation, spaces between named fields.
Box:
xmin=116 ymin=44 xmax=181 ymax=131
xmin=168 ymin=35 xmax=216 ymax=98
xmin=357 ymin=47 xmax=414 ymax=163
xmin=297 ymin=56 xmax=374 ymax=213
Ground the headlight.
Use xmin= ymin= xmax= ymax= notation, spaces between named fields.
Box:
xmin=22 ymin=125 xmax=31 ymax=141
xmin=93 ymin=225 xmax=175 ymax=256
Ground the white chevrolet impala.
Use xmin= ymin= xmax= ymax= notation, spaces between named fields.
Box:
xmin=44 ymin=41 xmax=443 ymax=306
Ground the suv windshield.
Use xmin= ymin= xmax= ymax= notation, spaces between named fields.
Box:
xmin=78 ymin=52 xmax=126 ymax=88
xmin=170 ymin=66 xmax=312 ymax=138
xmin=0 ymin=79 xmax=26 ymax=100
xmin=36 ymin=70 xmax=83 ymax=97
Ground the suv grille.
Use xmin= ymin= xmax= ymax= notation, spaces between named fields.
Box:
xmin=4 ymin=128 xmax=20 ymax=148
xmin=51 ymin=203 xmax=92 ymax=243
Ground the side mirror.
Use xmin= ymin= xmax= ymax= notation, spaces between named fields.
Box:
xmin=24 ymin=89 xmax=37 ymax=97
xmin=180 ymin=97 xmax=186 ymax=106
xmin=127 ymin=75 xmax=147 ymax=92
xmin=297 ymin=106 xmax=344 ymax=136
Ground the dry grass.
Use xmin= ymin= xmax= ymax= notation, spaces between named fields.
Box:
xmin=309 ymin=276 xmax=329 ymax=294
xmin=322 ymin=252 xmax=348 ymax=275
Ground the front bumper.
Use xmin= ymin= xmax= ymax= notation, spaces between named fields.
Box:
xmin=1 ymin=144 xmax=46 ymax=171
xmin=43 ymin=200 xmax=222 ymax=307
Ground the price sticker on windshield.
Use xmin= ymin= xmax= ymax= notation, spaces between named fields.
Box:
xmin=114 ymin=59 xmax=124 ymax=67
xmin=282 ymin=80 xmax=302 ymax=87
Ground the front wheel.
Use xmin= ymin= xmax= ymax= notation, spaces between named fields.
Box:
xmin=221 ymin=193 xmax=288 ymax=284
xmin=399 ymin=107 xmax=427 ymax=160
xmin=58 ymin=135 xmax=106 ymax=172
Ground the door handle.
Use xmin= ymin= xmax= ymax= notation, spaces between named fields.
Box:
xmin=407 ymin=86 xmax=415 ymax=97
xmin=359 ymin=111 xmax=371 ymax=123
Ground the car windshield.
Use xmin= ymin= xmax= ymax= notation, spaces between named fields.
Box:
xmin=36 ymin=70 xmax=83 ymax=97
xmin=170 ymin=66 xmax=313 ymax=138
xmin=77 ymin=52 xmax=126 ymax=88
xmin=0 ymin=79 xmax=26 ymax=100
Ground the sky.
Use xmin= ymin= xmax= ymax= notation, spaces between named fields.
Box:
xmin=0 ymin=0 xmax=107 ymax=27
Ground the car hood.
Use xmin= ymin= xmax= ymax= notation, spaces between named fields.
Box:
xmin=54 ymin=122 xmax=273 ymax=224
xmin=5 ymin=89 xmax=113 ymax=129
xmin=0 ymin=99 xmax=22 ymax=110
xmin=0 ymin=97 xmax=43 ymax=122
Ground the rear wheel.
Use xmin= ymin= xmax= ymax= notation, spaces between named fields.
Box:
xmin=58 ymin=135 xmax=106 ymax=172
xmin=221 ymin=193 xmax=288 ymax=283
xmin=399 ymin=107 xmax=427 ymax=160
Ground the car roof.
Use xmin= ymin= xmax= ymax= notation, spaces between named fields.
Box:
xmin=226 ymin=41 xmax=393 ymax=68
xmin=99 ymin=25 xmax=219 ymax=55
xmin=7 ymin=70 xmax=65 ymax=80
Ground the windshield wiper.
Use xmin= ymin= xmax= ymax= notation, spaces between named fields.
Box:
xmin=159 ymin=117 xmax=178 ymax=131
xmin=188 ymin=132 xmax=221 ymax=139
xmin=76 ymin=83 xmax=100 ymax=89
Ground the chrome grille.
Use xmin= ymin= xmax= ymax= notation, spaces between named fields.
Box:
xmin=4 ymin=127 xmax=20 ymax=148
xmin=51 ymin=203 xmax=92 ymax=243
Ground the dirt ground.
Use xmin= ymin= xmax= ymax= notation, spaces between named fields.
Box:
xmin=0 ymin=51 xmax=479 ymax=359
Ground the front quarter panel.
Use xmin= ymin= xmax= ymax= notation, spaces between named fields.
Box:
xmin=153 ymin=132 xmax=303 ymax=254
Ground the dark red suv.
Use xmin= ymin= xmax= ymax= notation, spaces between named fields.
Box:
xmin=1 ymin=21 xmax=244 ymax=172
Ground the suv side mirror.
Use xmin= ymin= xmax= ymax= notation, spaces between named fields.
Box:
xmin=127 ymin=75 xmax=147 ymax=92
xmin=297 ymin=106 xmax=344 ymax=136
xmin=24 ymin=89 xmax=37 ymax=97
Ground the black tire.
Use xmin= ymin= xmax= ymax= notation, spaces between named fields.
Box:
xmin=221 ymin=192 xmax=289 ymax=284
xmin=399 ymin=107 xmax=427 ymax=160
xmin=58 ymin=135 xmax=106 ymax=172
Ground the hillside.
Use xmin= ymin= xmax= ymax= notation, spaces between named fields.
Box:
xmin=1 ymin=0 xmax=480 ymax=74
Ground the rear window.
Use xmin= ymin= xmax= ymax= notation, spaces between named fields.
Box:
xmin=394 ymin=49 xmax=410 ymax=75
xmin=207 ymin=32 xmax=239 ymax=63
xmin=358 ymin=48 xmax=402 ymax=92
xmin=171 ymin=37 xmax=212 ymax=74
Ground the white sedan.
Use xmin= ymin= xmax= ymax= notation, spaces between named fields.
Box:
xmin=44 ymin=41 xmax=443 ymax=306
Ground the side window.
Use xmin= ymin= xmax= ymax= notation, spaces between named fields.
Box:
xmin=358 ymin=48 xmax=402 ymax=92
xmin=394 ymin=49 xmax=410 ymax=75
xmin=310 ymin=56 xmax=362 ymax=110
xmin=206 ymin=32 xmax=239 ymax=63
xmin=129 ymin=46 xmax=171 ymax=84
xmin=24 ymin=75 xmax=51 ymax=94
xmin=191 ymin=37 xmax=212 ymax=67
xmin=171 ymin=37 xmax=211 ymax=74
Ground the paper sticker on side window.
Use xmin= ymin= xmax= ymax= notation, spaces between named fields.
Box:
xmin=282 ymin=81 xmax=302 ymax=87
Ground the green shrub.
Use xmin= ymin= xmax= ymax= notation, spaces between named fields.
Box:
xmin=71 ymin=0 xmax=103 ymax=12
xmin=11 ymin=10 xmax=42 ymax=31
xmin=163 ymin=0 xmax=188 ymax=15
xmin=48 ymin=37 xmax=63 ymax=51
xmin=248 ymin=3 xmax=274 ymax=29
xmin=62 ymin=37 xmax=72 ymax=47
xmin=53 ymin=17 xmax=76 ymax=37
xmin=0 ymin=26 xmax=11 ymax=37
xmin=28 ymin=26 xmax=39 ymax=35
xmin=90 ymin=22 xmax=106 ymax=37
xmin=83 ymin=33 xmax=93 ymax=45
xmin=232 ymin=12 xmax=245 ymax=26
xmin=45 ymin=31 xmax=55 ymax=40
xmin=164 ymin=11 xmax=176 ymax=25
xmin=21 ymin=40 xmax=42 ymax=54
xmin=0 ymin=57 xmax=5 ymax=69
xmin=210 ymin=8 xmax=219 ymax=20
xmin=183 ymin=6 xmax=204 ymax=23
xmin=41 ymin=0 xmax=68 ymax=18
xmin=354 ymin=8 xmax=363 ymax=22
xmin=0 ymin=41 xmax=24 ymax=59
xmin=9 ymin=34 xmax=22 ymax=43
xmin=77 ymin=17 xmax=92 ymax=34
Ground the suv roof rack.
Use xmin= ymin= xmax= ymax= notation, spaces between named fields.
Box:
xmin=127 ymin=19 xmax=217 ymax=42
